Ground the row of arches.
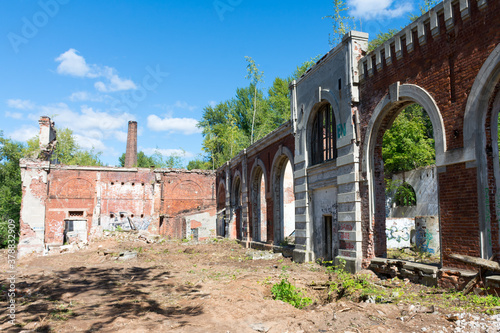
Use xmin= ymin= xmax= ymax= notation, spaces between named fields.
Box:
xmin=218 ymin=144 xmax=296 ymax=246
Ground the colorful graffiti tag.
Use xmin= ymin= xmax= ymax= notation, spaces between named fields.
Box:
xmin=386 ymin=226 xmax=410 ymax=243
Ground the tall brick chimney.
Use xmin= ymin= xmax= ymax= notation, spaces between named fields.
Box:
xmin=125 ymin=121 xmax=137 ymax=168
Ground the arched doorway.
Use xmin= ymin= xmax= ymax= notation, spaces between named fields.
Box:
xmin=250 ymin=160 xmax=268 ymax=243
xmin=363 ymin=83 xmax=446 ymax=263
xmin=232 ymin=176 xmax=242 ymax=240
xmin=271 ymin=147 xmax=295 ymax=245
xmin=382 ymin=103 xmax=440 ymax=264
xmin=217 ymin=181 xmax=226 ymax=237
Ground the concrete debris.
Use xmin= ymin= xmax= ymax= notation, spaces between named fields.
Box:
xmin=250 ymin=323 xmax=270 ymax=332
xmin=103 ymin=230 xmax=163 ymax=244
xmin=245 ymin=250 xmax=282 ymax=260
xmin=56 ymin=241 xmax=89 ymax=254
xmin=436 ymin=313 xmax=500 ymax=332
xmin=117 ymin=251 xmax=138 ymax=260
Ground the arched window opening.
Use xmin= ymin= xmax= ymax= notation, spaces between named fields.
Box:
xmin=282 ymin=159 xmax=295 ymax=243
xmin=394 ymin=182 xmax=417 ymax=207
xmin=259 ymin=173 xmax=267 ymax=242
xmin=311 ymin=103 xmax=337 ymax=166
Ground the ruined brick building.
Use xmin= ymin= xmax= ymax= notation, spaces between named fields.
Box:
xmin=18 ymin=118 xmax=216 ymax=256
xmin=216 ymin=0 xmax=500 ymax=280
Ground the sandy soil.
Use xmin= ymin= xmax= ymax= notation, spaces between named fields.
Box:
xmin=0 ymin=234 xmax=497 ymax=332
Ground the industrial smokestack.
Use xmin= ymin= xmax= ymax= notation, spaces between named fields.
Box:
xmin=125 ymin=121 xmax=137 ymax=168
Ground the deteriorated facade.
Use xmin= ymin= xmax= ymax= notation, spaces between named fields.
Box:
xmin=19 ymin=117 xmax=216 ymax=256
xmin=217 ymin=0 xmax=500 ymax=274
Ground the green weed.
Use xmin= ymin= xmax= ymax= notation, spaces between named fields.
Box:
xmin=271 ymin=278 xmax=312 ymax=309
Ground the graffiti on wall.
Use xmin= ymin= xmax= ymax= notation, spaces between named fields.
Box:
xmin=386 ymin=218 xmax=413 ymax=249
xmin=415 ymin=228 xmax=434 ymax=254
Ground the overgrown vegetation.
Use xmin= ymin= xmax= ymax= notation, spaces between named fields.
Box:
xmin=271 ymin=278 xmax=312 ymax=309
xmin=382 ymin=104 xmax=435 ymax=175
xmin=25 ymin=128 xmax=103 ymax=166
xmin=321 ymin=258 xmax=500 ymax=314
xmin=323 ymin=0 xmax=356 ymax=48
xmin=118 ymin=149 xmax=184 ymax=169
xmin=0 ymin=132 xmax=23 ymax=247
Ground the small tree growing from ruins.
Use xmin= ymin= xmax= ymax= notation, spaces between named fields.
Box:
xmin=245 ymin=56 xmax=265 ymax=145
xmin=323 ymin=0 xmax=356 ymax=48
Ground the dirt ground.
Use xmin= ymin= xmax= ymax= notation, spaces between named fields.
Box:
xmin=1 ymin=234 xmax=498 ymax=333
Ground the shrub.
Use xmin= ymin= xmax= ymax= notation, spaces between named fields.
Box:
xmin=271 ymin=278 xmax=312 ymax=309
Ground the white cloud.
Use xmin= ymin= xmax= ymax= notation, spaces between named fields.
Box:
xmin=153 ymin=101 xmax=197 ymax=113
xmin=7 ymin=99 xmax=35 ymax=110
xmin=142 ymin=148 xmax=193 ymax=159
xmin=94 ymin=66 xmax=136 ymax=92
xmin=208 ymin=100 xmax=217 ymax=108
xmin=69 ymin=91 xmax=108 ymax=102
xmin=113 ymin=131 xmax=128 ymax=143
xmin=72 ymin=134 xmax=107 ymax=151
xmin=147 ymin=114 xmax=201 ymax=135
xmin=348 ymin=0 xmax=413 ymax=20
xmin=55 ymin=49 xmax=136 ymax=92
xmin=55 ymin=48 xmax=94 ymax=77
xmin=5 ymin=111 xmax=23 ymax=119
xmin=24 ymin=103 xmax=134 ymax=154
xmin=9 ymin=126 xmax=39 ymax=142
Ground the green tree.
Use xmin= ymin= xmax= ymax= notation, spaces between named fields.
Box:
xmin=382 ymin=104 xmax=435 ymax=175
xmin=187 ymin=157 xmax=210 ymax=170
xmin=410 ymin=0 xmax=439 ymax=21
xmin=119 ymin=150 xmax=185 ymax=169
xmin=25 ymin=128 xmax=103 ymax=166
xmin=0 ymin=133 xmax=23 ymax=247
xmin=198 ymin=57 xmax=321 ymax=169
xmin=367 ymin=29 xmax=399 ymax=52
xmin=291 ymin=56 xmax=322 ymax=80
xmin=119 ymin=151 xmax=156 ymax=168
xmin=323 ymin=0 xmax=355 ymax=48
xmin=245 ymin=56 xmax=265 ymax=144
xmin=151 ymin=149 xmax=185 ymax=169
xmin=199 ymin=101 xmax=247 ymax=169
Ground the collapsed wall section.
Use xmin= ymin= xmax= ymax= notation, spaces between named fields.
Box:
xmin=18 ymin=162 xmax=217 ymax=256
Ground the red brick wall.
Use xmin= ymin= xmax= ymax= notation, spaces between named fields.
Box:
xmin=38 ymin=167 xmax=215 ymax=244
xmin=217 ymin=130 xmax=294 ymax=242
xmin=359 ymin=0 xmax=500 ymax=267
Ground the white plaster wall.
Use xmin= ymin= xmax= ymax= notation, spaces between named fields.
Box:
xmin=185 ymin=211 xmax=216 ymax=240
xmin=387 ymin=166 xmax=439 ymax=218
xmin=312 ymin=186 xmax=338 ymax=259
xmin=18 ymin=162 xmax=48 ymax=256
xmin=386 ymin=217 xmax=414 ymax=249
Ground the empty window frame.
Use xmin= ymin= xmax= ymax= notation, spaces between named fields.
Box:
xmin=311 ymin=104 xmax=337 ymax=165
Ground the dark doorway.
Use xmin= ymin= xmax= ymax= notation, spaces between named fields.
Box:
xmin=324 ymin=215 xmax=333 ymax=261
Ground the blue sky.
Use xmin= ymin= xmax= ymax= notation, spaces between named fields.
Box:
xmin=0 ymin=0 xmax=427 ymax=166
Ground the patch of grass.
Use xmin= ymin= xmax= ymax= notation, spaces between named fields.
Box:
xmin=271 ymin=278 xmax=312 ymax=309
xmin=49 ymin=302 xmax=75 ymax=321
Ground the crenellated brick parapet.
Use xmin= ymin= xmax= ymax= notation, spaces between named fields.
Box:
xmin=359 ymin=0 xmax=489 ymax=78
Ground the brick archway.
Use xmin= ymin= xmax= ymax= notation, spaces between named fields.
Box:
xmin=249 ymin=158 xmax=268 ymax=242
xmin=464 ymin=43 xmax=500 ymax=259
xmin=271 ymin=146 xmax=295 ymax=244
xmin=362 ymin=83 xmax=446 ymax=259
